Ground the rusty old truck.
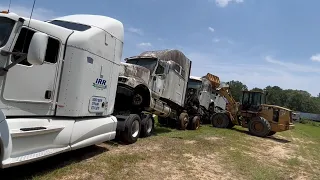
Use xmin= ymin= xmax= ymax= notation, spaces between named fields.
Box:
xmin=114 ymin=49 xmax=201 ymax=131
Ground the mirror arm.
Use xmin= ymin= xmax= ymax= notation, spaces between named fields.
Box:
xmin=0 ymin=50 xmax=27 ymax=76
xmin=0 ymin=50 xmax=26 ymax=57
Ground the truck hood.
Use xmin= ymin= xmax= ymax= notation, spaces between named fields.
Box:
xmin=119 ymin=62 xmax=150 ymax=84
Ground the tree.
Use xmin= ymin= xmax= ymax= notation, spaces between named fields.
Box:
xmin=227 ymin=80 xmax=248 ymax=102
xmin=224 ymin=80 xmax=320 ymax=114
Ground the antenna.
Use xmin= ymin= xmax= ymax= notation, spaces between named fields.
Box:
xmin=7 ymin=0 xmax=12 ymax=12
xmin=21 ymin=0 xmax=37 ymax=52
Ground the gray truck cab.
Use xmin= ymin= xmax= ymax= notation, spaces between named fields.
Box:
xmin=116 ymin=49 xmax=193 ymax=130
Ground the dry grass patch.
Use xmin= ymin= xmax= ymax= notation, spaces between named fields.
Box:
xmin=1 ymin=123 xmax=320 ymax=180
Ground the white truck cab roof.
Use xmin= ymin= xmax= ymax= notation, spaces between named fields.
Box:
xmin=51 ymin=14 xmax=124 ymax=42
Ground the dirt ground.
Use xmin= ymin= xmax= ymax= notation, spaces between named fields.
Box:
xmin=1 ymin=123 xmax=319 ymax=180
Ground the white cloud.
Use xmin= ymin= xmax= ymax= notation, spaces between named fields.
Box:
xmin=212 ymin=37 xmax=234 ymax=44
xmin=211 ymin=0 xmax=244 ymax=7
xmin=265 ymin=56 xmax=320 ymax=73
xmin=127 ymin=27 xmax=144 ymax=36
xmin=186 ymin=52 xmax=320 ymax=96
xmin=213 ymin=38 xmax=220 ymax=43
xmin=310 ymin=54 xmax=320 ymax=62
xmin=0 ymin=4 xmax=58 ymax=20
xmin=137 ymin=42 xmax=152 ymax=50
xmin=208 ymin=27 xmax=215 ymax=32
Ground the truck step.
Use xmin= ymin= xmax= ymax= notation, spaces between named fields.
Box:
xmin=10 ymin=126 xmax=64 ymax=138
xmin=2 ymin=146 xmax=70 ymax=168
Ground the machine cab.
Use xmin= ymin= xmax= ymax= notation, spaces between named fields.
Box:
xmin=241 ymin=91 xmax=266 ymax=111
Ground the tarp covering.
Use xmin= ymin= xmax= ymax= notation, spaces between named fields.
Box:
xmin=139 ymin=49 xmax=191 ymax=74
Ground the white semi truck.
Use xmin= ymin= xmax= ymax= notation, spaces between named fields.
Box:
xmin=0 ymin=11 xmax=145 ymax=168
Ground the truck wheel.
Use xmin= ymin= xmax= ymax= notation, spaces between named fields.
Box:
xmin=227 ymin=120 xmax=235 ymax=129
xmin=248 ymin=116 xmax=271 ymax=137
xmin=189 ymin=116 xmax=200 ymax=130
xmin=140 ymin=114 xmax=154 ymax=138
xmin=211 ymin=113 xmax=229 ymax=128
xmin=178 ymin=112 xmax=189 ymax=130
xmin=120 ymin=114 xmax=141 ymax=144
xmin=132 ymin=93 xmax=143 ymax=106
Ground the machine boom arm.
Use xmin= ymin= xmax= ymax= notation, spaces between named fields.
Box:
xmin=205 ymin=73 xmax=238 ymax=116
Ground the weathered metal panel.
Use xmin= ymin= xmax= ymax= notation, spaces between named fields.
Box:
xmin=119 ymin=62 xmax=150 ymax=87
xmin=139 ymin=49 xmax=191 ymax=79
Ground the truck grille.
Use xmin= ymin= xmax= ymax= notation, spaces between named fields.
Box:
xmin=118 ymin=77 xmax=128 ymax=83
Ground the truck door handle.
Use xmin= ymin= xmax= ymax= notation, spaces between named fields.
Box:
xmin=45 ymin=90 xmax=52 ymax=99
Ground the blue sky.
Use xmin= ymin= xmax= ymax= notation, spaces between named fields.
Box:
xmin=1 ymin=0 xmax=320 ymax=96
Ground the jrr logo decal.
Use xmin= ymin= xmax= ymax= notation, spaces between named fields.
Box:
xmin=93 ymin=78 xmax=107 ymax=90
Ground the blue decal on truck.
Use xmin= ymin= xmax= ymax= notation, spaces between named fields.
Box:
xmin=93 ymin=78 xmax=107 ymax=90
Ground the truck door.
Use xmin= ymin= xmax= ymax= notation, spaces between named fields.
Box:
xmin=3 ymin=27 xmax=63 ymax=115
xmin=152 ymin=63 xmax=165 ymax=95
xmin=199 ymin=82 xmax=211 ymax=109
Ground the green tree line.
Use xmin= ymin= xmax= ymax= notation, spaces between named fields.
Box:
xmin=226 ymin=80 xmax=320 ymax=114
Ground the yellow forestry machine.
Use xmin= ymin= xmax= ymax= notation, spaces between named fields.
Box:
xmin=205 ymin=73 xmax=295 ymax=137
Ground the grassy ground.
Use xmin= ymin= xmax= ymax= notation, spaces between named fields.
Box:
xmin=1 ymin=120 xmax=320 ymax=180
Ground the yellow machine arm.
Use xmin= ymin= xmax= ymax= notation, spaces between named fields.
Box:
xmin=204 ymin=73 xmax=239 ymax=117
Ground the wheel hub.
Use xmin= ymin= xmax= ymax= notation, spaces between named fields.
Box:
xmin=132 ymin=94 xmax=143 ymax=106
xmin=253 ymin=122 xmax=263 ymax=132
xmin=131 ymin=120 xmax=140 ymax=138
xmin=147 ymin=117 xmax=153 ymax=133
xmin=195 ymin=117 xmax=200 ymax=129
xmin=217 ymin=118 xmax=223 ymax=125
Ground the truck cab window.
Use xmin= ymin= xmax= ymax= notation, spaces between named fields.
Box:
xmin=48 ymin=20 xmax=91 ymax=31
xmin=0 ymin=17 xmax=15 ymax=48
xmin=12 ymin=27 xmax=60 ymax=66
xmin=155 ymin=64 xmax=164 ymax=74
xmin=173 ymin=64 xmax=180 ymax=74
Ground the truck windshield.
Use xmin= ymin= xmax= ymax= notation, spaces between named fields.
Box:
xmin=126 ymin=58 xmax=157 ymax=72
xmin=48 ymin=20 xmax=91 ymax=31
xmin=0 ymin=17 xmax=15 ymax=47
xmin=188 ymin=79 xmax=202 ymax=90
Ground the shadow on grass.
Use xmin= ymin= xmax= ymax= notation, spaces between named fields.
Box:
xmin=0 ymin=145 xmax=109 ymax=180
xmin=153 ymin=125 xmax=172 ymax=135
xmin=233 ymin=128 xmax=291 ymax=143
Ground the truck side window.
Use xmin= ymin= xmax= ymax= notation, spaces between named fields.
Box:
xmin=181 ymin=69 xmax=185 ymax=78
xmin=173 ymin=64 xmax=180 ymax=74
xmin=155 ymin=64 xmax=165 ymax=74
xmin=12 ymin=27 xmax=60 ymax=66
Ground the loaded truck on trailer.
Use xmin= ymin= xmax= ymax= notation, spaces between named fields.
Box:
xmin=116 ymin=50 xmax=201 ymax=130
xmin=0 ymin=11 xmax=146 ymax=168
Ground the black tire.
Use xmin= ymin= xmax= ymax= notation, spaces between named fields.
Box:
xmin=248 ymin=116 xmax=271 ymax=137
xmin=120 ymin=114 xmax=141 ymax=144
xmin=140 ymin=114 xmax=155 ymax=138
xmin=268 ymin=131 xmax=276 ymax=136
xmin=178 ymin=112 xmax=189 ymax=130
xmin=211 ymin=113 xmax=229 ymax=128
xmin=189 ymin=116 xmax=200 ymax=130
xmin=227 ymin=120 xmax=235 ymax=129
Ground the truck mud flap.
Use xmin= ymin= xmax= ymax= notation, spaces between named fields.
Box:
xmin=115 ymin=115 xmax=129 ymax=131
